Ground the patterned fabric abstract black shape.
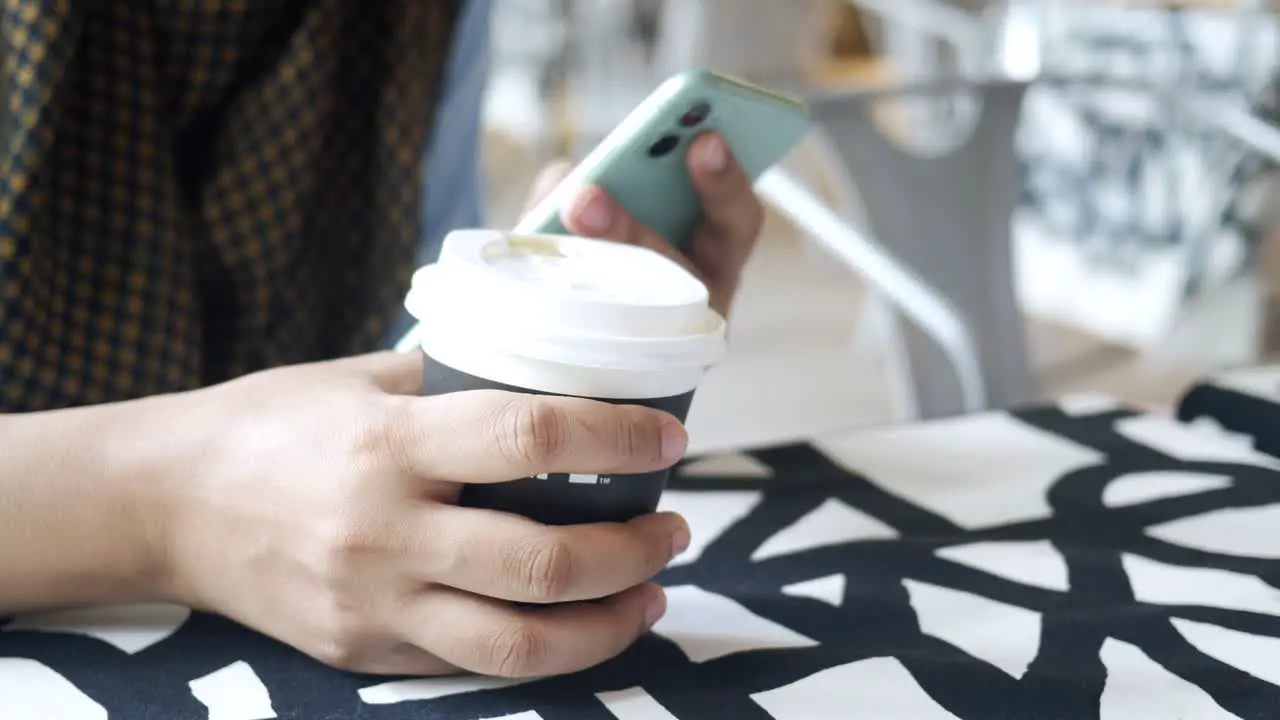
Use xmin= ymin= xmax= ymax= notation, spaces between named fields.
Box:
xmin=4 ymin=380 xmax=1280 ymax=718
xmin=1177 ymin=366 xmax=1280 ymax=461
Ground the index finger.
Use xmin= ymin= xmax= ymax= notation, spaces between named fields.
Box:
xmin=686 ymin=131 xmax=763 ymax=244
xmin=386 ymin=389 xmax=688 ymax=483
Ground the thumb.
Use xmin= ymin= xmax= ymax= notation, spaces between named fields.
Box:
xmin=321 ymin=350 xmax=424 ymax=396
xmin=521 ymin=159 xmax=575 ymax=216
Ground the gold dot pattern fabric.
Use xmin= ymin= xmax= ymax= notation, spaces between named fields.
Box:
xmin=0 ymin=0 xmax=460 ymax=411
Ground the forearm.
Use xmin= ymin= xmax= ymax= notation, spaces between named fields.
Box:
xmin=0 ymin=397 xmax=176 ymax=613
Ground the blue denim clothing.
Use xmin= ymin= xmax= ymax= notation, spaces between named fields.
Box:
xmin=384 ymin=0 xmax=492 ymax=347
xmin=421 ymin=0 xmax=492 ymax=265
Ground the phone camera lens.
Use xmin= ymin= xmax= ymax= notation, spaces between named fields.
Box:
xmin=679 ymin=102 xmax=711 ymax=127
xmin=647 ymin=134 xmax=681 ymax=158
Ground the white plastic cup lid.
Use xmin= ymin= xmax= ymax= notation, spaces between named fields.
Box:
xmin=404 ymin=229 xmax=727 ymax=372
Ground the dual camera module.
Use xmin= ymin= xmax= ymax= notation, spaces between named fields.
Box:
xmin=647 ymin=101 xmax=712 ymax=159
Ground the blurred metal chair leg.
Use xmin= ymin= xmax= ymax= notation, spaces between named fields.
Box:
xmin=794 ymin=79 xmax=1038 ymax=419
xmin=553 ymin=0 xmax=1032 ymax=420
xmin=643 ymin=0 xmax=1014 ymax=420
xmin=756 ymin=167 xmax=987 ymax=418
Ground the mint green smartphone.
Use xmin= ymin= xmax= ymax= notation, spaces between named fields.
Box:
xmin=516 ymin=69 xmax=811 ymax=247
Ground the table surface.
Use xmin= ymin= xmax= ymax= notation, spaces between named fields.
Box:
xmin=4 ymin=368 xmax=1280 ymax=719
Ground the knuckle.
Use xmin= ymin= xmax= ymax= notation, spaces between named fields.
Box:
xmin=640 ymin=530 xmax=674 ymax=575
xmin=618 ymin=409 xmax=663 ymax=464
xmin=307 ymin=601 xmax=371 ymax=671
xmin=499 ymin=398 xmax=569 ymax=467
xmin=360 ymin=396 xmax=416 ymax=471
xmin=508 ymin=532 xmax=575 ymax=602
xmin=482 ymin=619 xmax=548 ymax=677
xmin=336 ymin=397 xmax=400 ymax=471
xmin=310 ymin=516 xmax=389 ymax=601
xmin=311 ymin=635 xmax=363 ymax=671
xmin=618 ymin=523 xmax=674 ymax=581
xmin=320 ymin=517 xmax=382 ymax=566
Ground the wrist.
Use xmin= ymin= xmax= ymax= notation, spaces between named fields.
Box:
xmin=94 ymin=392 xmax=198 ymax=605
xmin=0 ymin=397 xmax=186 ymax=613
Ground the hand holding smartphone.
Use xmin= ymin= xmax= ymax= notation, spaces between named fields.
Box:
xmin=516 ymin=69 xmax=811 ymax=248
xmin=395 ymin=70 xmax=808 ymax=352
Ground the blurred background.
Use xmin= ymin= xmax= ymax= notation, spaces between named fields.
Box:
xmin=474 ymin=0 xmax=1280 ymax=452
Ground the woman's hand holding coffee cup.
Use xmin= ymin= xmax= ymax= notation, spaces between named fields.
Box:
xmin=525 ymin=131 xmax=764 ymax=317
xmin=151 ymin=350 xmax=690 ymax=678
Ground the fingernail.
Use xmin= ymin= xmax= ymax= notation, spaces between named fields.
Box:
xmin=670 ymin=523 xmax=691 ymax=558
xmin=699 ymin=135 xmax=728 ymax=174
xmin=574 ymin=189 xmax=613 ymax=233
xmin=643 ymin=586 xmax=668 ymax=629
xmin=661 ymin=422 xmax=688 ymax=462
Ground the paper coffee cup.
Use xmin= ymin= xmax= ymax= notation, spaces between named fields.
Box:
xmin=404 ymin=229 xmax=727 ymax=525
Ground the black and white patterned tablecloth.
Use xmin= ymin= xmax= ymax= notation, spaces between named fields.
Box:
xmin=5 ymin=376 xmax=1280 ymax=719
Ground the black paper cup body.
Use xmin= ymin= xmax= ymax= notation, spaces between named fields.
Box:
xmin=404 ymin=229 xmax=727 ymax=527
xmin=421 ymin=352 xmax=696 ymax=526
